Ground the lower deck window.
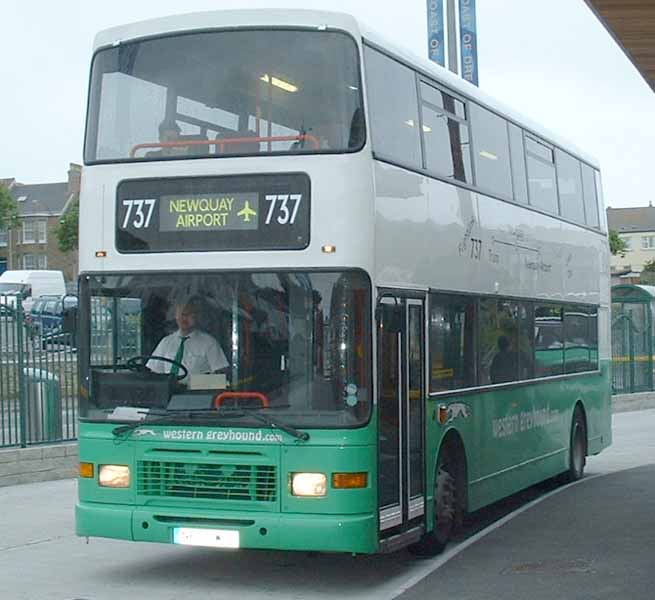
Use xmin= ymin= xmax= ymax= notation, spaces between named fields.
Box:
xmin=430 ymin=293 xmax=599 ymax=393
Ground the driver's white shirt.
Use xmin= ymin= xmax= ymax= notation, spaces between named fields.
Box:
xmin=147 ymin=329 xmax=228 ymax=381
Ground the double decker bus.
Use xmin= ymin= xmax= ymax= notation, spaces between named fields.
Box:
xmin=76 ymin=9 xmax=611 ymax=555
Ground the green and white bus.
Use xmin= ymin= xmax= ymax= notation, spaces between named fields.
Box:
xmin=76 ymin=9 xmax=611 ymax=555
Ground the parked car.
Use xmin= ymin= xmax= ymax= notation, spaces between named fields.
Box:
xmin=28 ymin=294 xmax=78 ymax=348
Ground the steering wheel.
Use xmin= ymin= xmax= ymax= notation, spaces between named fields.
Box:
xmin=126 ymin=355 xmax=189 ymax=381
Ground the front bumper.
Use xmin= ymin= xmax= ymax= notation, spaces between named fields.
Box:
xmin=76 ymin=502 xmax=378 ymax=554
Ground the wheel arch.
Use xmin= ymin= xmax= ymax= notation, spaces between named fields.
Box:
xmin=435 ymin=428 xmax=469 ymax=514
xmin=573 ymin=399 xmax=589 ymax=455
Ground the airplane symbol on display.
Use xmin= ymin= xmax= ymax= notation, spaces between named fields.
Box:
xmin=237 ymin=201 xmax=257 ymax=222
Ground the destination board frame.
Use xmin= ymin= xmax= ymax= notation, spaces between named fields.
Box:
xmin=116 ymin=173 xmax=311 ymax=253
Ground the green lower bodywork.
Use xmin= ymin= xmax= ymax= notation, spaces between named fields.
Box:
xmin=77 ymin=363 xmax=612 ymax=554
xmin=77 ymin=421 xmax=380 ymax=553
xmin=76 ymin=502 xmax=376 ymax=553
xmin=425 ymin=362 xmax=612 ymax=513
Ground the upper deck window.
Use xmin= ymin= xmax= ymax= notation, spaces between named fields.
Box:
xmin=419 ymin=82 xmax=472 ymax=183
xmin=556 ymin=149 xmax=585 ymax=224
xmin=469 ymin=103 xmax=512 ymax=198
xmin=525 ymin=135 xmax=559 ymax=215
xmin=581 ymin=163 xmax=600 ymax=228
xmin=364 ymin=47 xmax=422 ymax=170
xmin=84 ymin=29 xmax=365 ymax=163
xmin=508 ymin=123 xmax=529 ymax=205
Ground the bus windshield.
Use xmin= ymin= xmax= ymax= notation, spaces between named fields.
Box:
xmin=79 ymin=270 xmax=371 ymax=428
xmin=84 ymin=29 xmax=365 ymax=162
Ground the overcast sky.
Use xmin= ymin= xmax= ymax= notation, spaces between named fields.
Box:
xmin=1 ymin=0 xmax=653 ymax=209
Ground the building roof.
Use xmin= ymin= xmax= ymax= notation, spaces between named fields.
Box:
xmin=586 ymin=0 xmax=655 ymax=92
xmin=10 ymin=182 xmax=70 ymax=217
xmin=607 ymin=205 xmax=655 ymax=233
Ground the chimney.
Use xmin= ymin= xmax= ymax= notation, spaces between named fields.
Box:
xmin=67 ymin=163 xmax=82 ymax=195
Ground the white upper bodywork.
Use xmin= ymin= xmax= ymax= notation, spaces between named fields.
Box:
xmin=82 ymin=9 xmax=610 ymax=357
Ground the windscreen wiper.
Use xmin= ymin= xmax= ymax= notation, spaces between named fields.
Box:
xmin=111 ymin=409 xmax=220 ymax=437
xmin=111 ymin=408 xmax=309 ymax=442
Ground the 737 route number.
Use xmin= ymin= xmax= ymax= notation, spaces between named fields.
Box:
xmin=264 ymin=194 xmax=302 ymax=225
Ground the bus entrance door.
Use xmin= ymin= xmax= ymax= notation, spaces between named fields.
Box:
xmin=377 ymin=294 xmax=425 ymax=538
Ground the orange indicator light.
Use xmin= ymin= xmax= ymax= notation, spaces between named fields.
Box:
xmin=80 ymin=462 xmax=95 ymax=478
xmin=322 ymin=245 xmax=336 ymax=254
xmin=332 ymin=472 xmax=368 ymax=489
xmin=438 ymin=405 xmax=448 ymax=425
xmin=95 ymin=251 xmax=107 ymax=258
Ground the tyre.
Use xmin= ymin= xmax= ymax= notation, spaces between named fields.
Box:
xmin=565 ymin=407 xmax=587 ymax=482
xmin=409 ymin=455 xmax=459 ymax=556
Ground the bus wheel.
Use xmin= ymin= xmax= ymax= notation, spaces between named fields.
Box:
xmin=409 ymin=458 xmax=457 ymax=556
xmin=565 ymin=408 xmax=587 ymax=482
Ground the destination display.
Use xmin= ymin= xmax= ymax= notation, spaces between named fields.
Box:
xmin=159 ymin=193 xmax=259 ymax=232
xmin=116 ymin=174 xmax=310 ymax=253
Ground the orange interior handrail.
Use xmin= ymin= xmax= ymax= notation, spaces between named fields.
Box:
xmin=129 ymin=134 xmax=320 ymax=157
xmin=214 ymin=391 xmax=270 ymax=409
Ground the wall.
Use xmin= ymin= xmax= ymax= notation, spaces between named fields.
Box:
xmin=610 ymin=231 xmax=655 ymax=273
xmin=0 ymin=443 xmax=78 ymax=487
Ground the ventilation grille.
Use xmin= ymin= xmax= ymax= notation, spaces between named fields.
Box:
xmin=137 ymin=461 xmax=277 ymax=502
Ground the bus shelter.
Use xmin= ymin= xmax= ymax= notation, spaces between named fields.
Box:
xmin=611 ymin=284 xmax=655 ymax=394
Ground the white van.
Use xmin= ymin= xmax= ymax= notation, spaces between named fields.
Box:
xmin=0 ymin=270 xmax=66 ymax=313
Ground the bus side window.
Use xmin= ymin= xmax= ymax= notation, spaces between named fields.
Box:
xmin=535 ymin=305 xmax=564 ymax=377
xmin=429 ymin=294 xmax=476 ymax=392
xmin=479 ymin=299 xmax=520 ymax=385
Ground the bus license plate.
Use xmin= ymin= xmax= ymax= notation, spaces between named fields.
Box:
xmin=173 ymin=527 xmax=240 ymax=549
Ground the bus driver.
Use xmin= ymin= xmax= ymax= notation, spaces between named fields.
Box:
xmin=147 ymin=297 xmax=228 ymax=382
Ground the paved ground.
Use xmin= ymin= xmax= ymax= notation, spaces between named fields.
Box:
xmin=398 ymin=464 xmax=655 ymax=600
xmin=1 ymin=410 xmax=654 ymax=600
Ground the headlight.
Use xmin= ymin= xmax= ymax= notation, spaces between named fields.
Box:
xmin=291 ymin=472 xmax=327 ymax=497
xmin=98 ymin=465 xmax=130 ymax=488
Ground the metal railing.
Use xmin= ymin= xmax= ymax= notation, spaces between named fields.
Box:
xmin=0 ymin=296 xmax=77 ymax=448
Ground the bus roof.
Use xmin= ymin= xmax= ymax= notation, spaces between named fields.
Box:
xmin=92 ymin=8 xmax=600 ymax=169
xmin=92 ymin=9 xmax=360 ymax=50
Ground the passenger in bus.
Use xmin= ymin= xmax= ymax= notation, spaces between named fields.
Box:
xmin=147 ymin=297 xmax=228 ymax=382
xmin=490 ymin=335 xmax=518 ymax=384
xmin=145 ymin=120 xmax=188 ymax=158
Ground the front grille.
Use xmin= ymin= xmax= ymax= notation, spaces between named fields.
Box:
xmin=137 ymin=460 xmax=277 ymax=502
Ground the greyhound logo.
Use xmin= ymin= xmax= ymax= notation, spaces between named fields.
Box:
xmin=134 ymin=429 xmax=157 ymax=437
xmin=446 ymin=402 xmax=471 ymax=424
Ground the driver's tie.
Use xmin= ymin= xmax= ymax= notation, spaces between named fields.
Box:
xmin=170 ymin=335 xmax=189 ymax=379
